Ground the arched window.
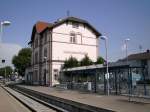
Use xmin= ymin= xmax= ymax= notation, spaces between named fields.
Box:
xmin=34 ymin=51 xmax=38 ymax=64
xmin=44 ymin=48 xmax=47 ymax=57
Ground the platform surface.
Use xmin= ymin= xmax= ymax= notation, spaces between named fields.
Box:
xmin=0 ymin=86 xmax=31 ymax=112
xmin=19 ymin=85 xmax=150 ymax=112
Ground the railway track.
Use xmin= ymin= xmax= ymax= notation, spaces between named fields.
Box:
xmin=2 ymin=86 xmax=67 ymax=112
xmin=7 ymin=85 xmax=114 ymax=112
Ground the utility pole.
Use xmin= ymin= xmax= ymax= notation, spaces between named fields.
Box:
xmin=125 ymin=38 xmax=131 ymax=101
xmin=100 ymin=36 xmax=109 ymax=95
xmin=2 ymin=59 xmax=6 ymax=83
xmin=139 ymin=45 xmax=142 ymax=53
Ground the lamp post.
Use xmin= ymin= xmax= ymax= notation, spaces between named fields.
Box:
xmin=0 ymin=21 xmax=11 ymax=43
xmin=124 ymin=38 xmax=131 ymax=101
xmin=125 ymin=38 xmax=130 ymax=64
xmin=44 ymin=57 xmax=47 ymax=86
xmin=100 ymin=36 xmax=109 ymax=95
xmin=1 ymin=59 xmax=6 ymax=83
xmin=0 ymin=21 xmax=11 ymax=84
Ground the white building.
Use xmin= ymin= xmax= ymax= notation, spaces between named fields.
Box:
xmin=27 ymin=17 xmax=101 ymax=86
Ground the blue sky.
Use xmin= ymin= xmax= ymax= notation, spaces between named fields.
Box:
xmin=0 ymin=0 xmax=150 ymax=61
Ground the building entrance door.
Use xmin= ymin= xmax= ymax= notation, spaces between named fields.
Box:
xmin=43 ymin=69 xmax=46 ymax=85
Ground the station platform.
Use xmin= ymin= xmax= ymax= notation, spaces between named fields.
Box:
xmin=0 ymin=86 xmax=31 ymax=112
xmin=19 ymin=85 xmax=150 ymax=112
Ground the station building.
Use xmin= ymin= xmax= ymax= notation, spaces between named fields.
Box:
xmin=25 ymin=17 xmax=101 ymax=86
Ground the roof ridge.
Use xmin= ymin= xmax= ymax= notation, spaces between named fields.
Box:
xmin=129 ymin=51 xmax=150 ymax=56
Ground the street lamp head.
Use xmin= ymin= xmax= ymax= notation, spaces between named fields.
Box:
xmin=1 ymin=21 xmax=11 ymax=26
xmin=125 ymin=38 xmax=130 ymax=41
xmin=100 ymin=36 xmax=108 ymax=40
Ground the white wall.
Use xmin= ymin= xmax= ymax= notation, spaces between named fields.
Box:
xmin=52 ymin=22 xmax=98 ymax=62
xmin=51 ymin=22 xmax=99 ymax=85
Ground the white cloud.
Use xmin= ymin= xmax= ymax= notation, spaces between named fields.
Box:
xmin=0 ymin=43 xmax=22 ymax=68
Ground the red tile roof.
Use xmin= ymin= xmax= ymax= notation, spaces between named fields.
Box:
xmin=35 ymin=21 xmax=51 ymax=33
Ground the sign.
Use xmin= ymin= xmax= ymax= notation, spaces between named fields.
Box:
xmin=105 ymin=73 xmax=109 ymax=79
xmin=88 ymin=82 xmax=92 ymax=91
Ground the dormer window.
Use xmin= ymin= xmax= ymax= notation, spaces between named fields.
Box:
xmin=72 ymin=22 xmax=79 ymax=29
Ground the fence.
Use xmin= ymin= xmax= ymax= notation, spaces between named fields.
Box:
xmin=61 ymin=66 xmax=150 ymax=97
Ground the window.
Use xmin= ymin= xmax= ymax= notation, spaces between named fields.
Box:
xmin=34 ymin=70 xmax=38 ymax=81
xmin=77 ymin=32 xmax=82 ymax=44
xmin=44 ymin=33 xmax=47 ymax=44
xmin=44 ymin=36 xmax=47 ymax=44
xmin=34 ymin=38 xmax=38 ymax=48
xmin=54 ymin=74 xmax=58 ymax=80
xmin=72 ymin=22 xmax=79 ymax=28
xmin=44 ymin=48 xmax=47 ymax=57
xmin=34 ymin=52 xmax=38 ymax=64
xmin=70 ymin=32 xmax=77 ymax=43
xmin=54 ymin=69 xmax=58 ymax=72
xmin=53 ymin=69 xmax=59 ymax=80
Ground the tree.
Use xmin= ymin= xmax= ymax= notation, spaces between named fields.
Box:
xmin=96 ymin=56 xmax=105 ymax=64
xmin=63 ymin=56 xmax=79 ymax=68
xmin=0 ymin=66 xmax=13 ymax=77
xmin=12 ymin=48 xmax=31 ymax=76
xmin=80 ymin=55 xmax=93 ymax=66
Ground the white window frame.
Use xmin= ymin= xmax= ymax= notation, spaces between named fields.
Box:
xmin=70 ymin=32 xmax=77 ymax=43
